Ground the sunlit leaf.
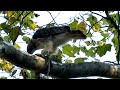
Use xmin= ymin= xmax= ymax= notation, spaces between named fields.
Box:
xmin=69 ymin=19 xmax=78 ymax=30
xmin=14 ymin=43 xmax=21 ymax=49
xmin=3 ymin=63 xmax=13 ymax=73
xmin=101 ymin=32 xmax=109 ymax=38
xmin=63 ymin=44 xmax=75 ymax=57
xmin=7 ymin=11 xmax=12 ymax=17
xmin=30 ymin=22 xmax=38 ymax=30
xmin=97 ymin=41 xmax=105 ymax=46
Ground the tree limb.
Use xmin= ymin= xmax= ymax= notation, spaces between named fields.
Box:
xmin=0 ymin=41 xmax=120 ymax=79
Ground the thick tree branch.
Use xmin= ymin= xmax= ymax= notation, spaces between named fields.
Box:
xmin=0 ymin=41 xmax=46 ymax=71
xmin=0 ymin=41 xmax=120 ymax=79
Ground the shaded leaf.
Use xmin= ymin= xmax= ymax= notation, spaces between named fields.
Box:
xmin=112 ymin=37 xmax=119 ymax=54
xmin=9 ymin=26 xmax=19 ymax=43
xmin=0 ymin=22 xmax=7 ymax=30
xmin=12 ymin=70 xmax=17 ymax=76
xmin=76 ymin=21 xmax=87 ymax=33
xmin=80 ymin=46 xmax=87 ymax=53
xmin=85 ymin=41 xmax=90 ymax=46
xmin=96 ymin=44 xmax=112 ymax=57
xmin=86 ymin=33 xmax=92 ymax=37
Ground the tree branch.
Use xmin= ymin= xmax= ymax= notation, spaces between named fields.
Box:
xmin=0 ymin=41 xmax=120 ymax=79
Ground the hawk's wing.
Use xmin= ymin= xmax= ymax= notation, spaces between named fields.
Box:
xmin=32 ymin=26 xmax=71 ymax=39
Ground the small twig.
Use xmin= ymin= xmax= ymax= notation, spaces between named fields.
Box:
xmin=90 ymin=11 xmax=106 ymax=18
xmin=49 ymin=11 xmax=61 ymax=24
xmin=13 ymin=11 xmax=32 ymax=45
xmin=47 ymin=11 xmax=58 ymax=25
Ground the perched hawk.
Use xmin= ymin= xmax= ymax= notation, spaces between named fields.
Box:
xmin=27 ymin=26 xmax=86 ymax=55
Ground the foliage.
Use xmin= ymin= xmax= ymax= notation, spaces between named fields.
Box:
xmin=0 ymin=11 xmax=119 ymax=79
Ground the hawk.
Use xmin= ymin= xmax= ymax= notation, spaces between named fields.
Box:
xmin=27 ymin=26 xmax=86 ymax=55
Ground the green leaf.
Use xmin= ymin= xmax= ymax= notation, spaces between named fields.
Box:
xmin=97 ymin=41 xmax=105 ymax=46
xmin=56 ymin=49 xmax=63 ymax=62
xmin=112 ymin=37 xmax=119 ymax=54
xmin=101 ymin=32 xmax=109 ymax=38
xmin=12 ymin=70 xmax=17 ymax=76
xmin=80 ymin=46 xmax=87 ymax=53
xmin=0 ymin=22 xmax=7 ymax=30
xmin=4 ymin=36 xmax=11 ymax=43
xmin=65 ymin=60 xmax=72 ymax=63
xmin=87 ymin=15 xmax=101 ymax=32
xmin=73 ymin=45 xmax=80 ymax=54
xmin=87 ymin=15 xmax=97 ymax=26
xmin=74 ymin=58 xmax=87 ymax=63
xmin=69 ymin=19 xmax=78 ymax=30
xmin=22 ymin=36 xmax=30 ymax=44
xmin=102 ymin=18 xmax=109 ymax=25
xmin=9 ymin=26 xmax=20 ymax=42
xmin=96 ymin=44 xmax=112 ymax=57
xmin=85 ymin=41 xmax=90 ymax=46
xmin=29 ymin=70 xmax=36 ymax=78
xmin=87 ymin=47 xmax=95 ymax=57
xmin=62 ymin=44 xmax=75 ymax=57
xmin=86 ymin=33 xmax=92 ymax=37
xmin=14 ymin=43 xmax=21 ymax=49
